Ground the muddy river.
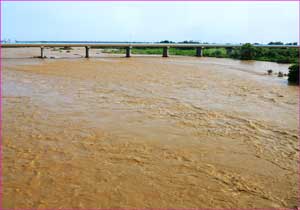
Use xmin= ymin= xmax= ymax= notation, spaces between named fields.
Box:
xmin=2 ymin=48 xmax=298 ymax=208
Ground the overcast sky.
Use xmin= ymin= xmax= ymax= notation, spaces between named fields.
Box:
xmin=2 ymin=1 xmax=299 ymax=43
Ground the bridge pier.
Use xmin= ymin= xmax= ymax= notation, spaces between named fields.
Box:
xmin=196 ymin=47 xmax=203 ymax=57
xmin=126 ymin=46 xmax=132 ymax=57
xmin=40 ymin=46 xmax=44 ymax=58
xmin=163 ymin=46 xmax=169 ymax=57
xmin=85 ymin=46 xmax=90 ymax=58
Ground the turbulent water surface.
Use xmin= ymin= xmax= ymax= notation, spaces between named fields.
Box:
xmin=2 ymin=48 xmax=298 ymax=208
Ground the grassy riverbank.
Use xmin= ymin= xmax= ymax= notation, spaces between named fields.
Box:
xmin=102 ymin=48 xmax=226 ymax=57
xmin=102 ymin=46 xmax=298 ymax=64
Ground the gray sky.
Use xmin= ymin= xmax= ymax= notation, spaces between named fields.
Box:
xmin=2 ymin=1 xmax=299 ymax=43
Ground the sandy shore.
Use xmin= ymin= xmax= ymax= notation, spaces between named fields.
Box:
xmin=2 ymin=48 xmax=298 ymax=208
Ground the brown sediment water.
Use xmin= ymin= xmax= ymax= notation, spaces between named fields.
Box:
xmin=2 ymin=48 xmax=298 ymax=208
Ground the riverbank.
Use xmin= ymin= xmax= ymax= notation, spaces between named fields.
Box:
xmin=102 ymin=46 xmax=298 ymax=64
xmin=2 ymin=48 xmax=298 ymax=208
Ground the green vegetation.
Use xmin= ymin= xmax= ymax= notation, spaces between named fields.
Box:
xmin=203 ymin=48 xmax=227 ymax=58
xmin=102 ymin=48 xmax=196 ymax=56
xmin=103 ymin=47 xmax=227 ymax=57
xmin=253 ymin=47 xmax=298 ymax=63
xmin=288 ymin=63 xmax=299 ymax=84
xmin=217 ymin=43 xmax=298 ymax=63
xmin=102 ymin=42 xmax=299 ymax=64
xmin=240 ymin=43 xmax=256 ymax=60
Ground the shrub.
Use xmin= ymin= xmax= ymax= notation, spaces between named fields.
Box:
xmin=276 ymin=55 xmax=291 ymax=63
xmin=214 ymin=50 xmax=222 ymax=58
xmin=240 ymin=43 xmax=256 ymax=60
xmin=288 ymin=63 xmax=299 ymax=84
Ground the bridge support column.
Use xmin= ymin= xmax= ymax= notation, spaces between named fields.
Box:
xmin=126 ymin=46 xmax=132 ymax=57
xmin=163 ymin=46 xmax=169 ymax=57
xmin=40 ymin=46 xmax=44 ymax=58
xmin=85 ymin=46 xmax=90 ymax=58
xmin=196 ymin=47 xmax=203 ymax=57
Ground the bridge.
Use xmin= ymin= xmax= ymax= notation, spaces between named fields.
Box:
xmin=2 ymin=43 xmax=299 ymax=58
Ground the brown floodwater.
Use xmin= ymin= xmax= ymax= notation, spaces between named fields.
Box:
xmin=2 ymin=48 xmax=299 ymax=208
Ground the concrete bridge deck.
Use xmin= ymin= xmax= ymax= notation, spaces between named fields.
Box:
xmin=1 ymin=43 xmax=299 ymax=58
